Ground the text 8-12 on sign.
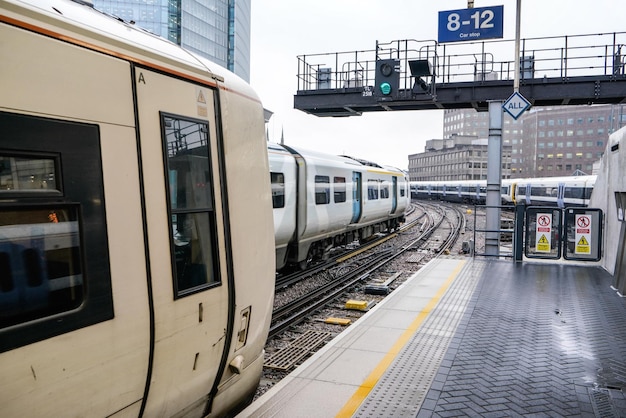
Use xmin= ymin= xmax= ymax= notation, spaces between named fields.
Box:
xmin=438 ymin=5 xmax=503 ymax=43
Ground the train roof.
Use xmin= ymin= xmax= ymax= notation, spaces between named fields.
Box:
xmin=267 ymin=142 xmax=406 ymax=176
xmin=2 ymin=0 xmax=258 ymax=102
xmin=513 ymin=175 xmax=597 ymax=186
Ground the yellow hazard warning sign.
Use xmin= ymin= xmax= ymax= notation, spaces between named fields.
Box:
xmin=574 ymin=214 xmax=593 ymax=255
xmin=576 ymin=236 xmax=590 ymax=254
xmin=536 ymin=234 xmax=550 ymax=252
xmin=197 ymin=89 xmax=206 ymax=104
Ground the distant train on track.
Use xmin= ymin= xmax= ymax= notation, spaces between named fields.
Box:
xmin=268 ymin=143 xmax=410 ymax=271
xmin=411 ymin=175 xmax=596 ymax=207
xmin=1 ymin=0 xmax=275 ymax=417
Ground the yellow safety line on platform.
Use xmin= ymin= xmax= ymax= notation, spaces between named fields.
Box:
xmin=335 ymin=259 xmax=467 ymax=418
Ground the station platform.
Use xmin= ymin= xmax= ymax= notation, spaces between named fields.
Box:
xmin=238 ymin=256 xmax=626 ymax=417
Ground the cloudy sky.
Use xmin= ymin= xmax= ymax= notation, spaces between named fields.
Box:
xmin=249 ymin=0 xmax=623 ymax=170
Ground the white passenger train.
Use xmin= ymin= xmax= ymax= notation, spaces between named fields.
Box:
xmin=269 ymin=143 xmax=410 ymax=271
xmin=411 ymin=175 xmax=596 ymax=208
xmin=1 ymin=0 xmax=275 ymax=417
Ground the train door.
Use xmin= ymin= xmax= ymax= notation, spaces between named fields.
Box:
xmin=351 ymin=171 xmax=362 ymax=223
xmin=134 ymin=68 xmax=231 ymax=415
xmin=557 ymin=183 xmax=565 ymax=208
xmin=391 ymin=177 xmax=398 ymax=214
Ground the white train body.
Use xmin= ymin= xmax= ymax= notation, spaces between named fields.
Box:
xmin=1 ymin=1 xmax=274 ymax=417
xmin=411 ymin=175 xmax=596 ymax=208
xmin=269 ymin=144 xmax=409 ymax=270
xmin=514 ymin=175 xmax=596 ymax=207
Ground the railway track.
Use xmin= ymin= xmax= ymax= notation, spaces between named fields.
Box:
xmin=260 ymin=202 xmax=468 ymax=387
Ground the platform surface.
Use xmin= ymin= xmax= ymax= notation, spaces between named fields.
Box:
xmin=239 ymin=257 xmax=626 ymax=417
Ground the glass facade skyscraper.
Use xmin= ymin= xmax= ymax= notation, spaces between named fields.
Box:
xmin=93 ymin=0 xmax=250 ymax=82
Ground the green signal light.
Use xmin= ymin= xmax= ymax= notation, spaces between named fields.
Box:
xmin=379 ymin=82 xmax=392 ymax=95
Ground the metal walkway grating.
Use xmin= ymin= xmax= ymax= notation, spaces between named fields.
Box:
xmin=264 ymin=330 xmax=331 ymax=371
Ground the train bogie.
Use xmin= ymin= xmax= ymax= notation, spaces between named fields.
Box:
xmin=1 ymin=1 xmax=274 ymax=417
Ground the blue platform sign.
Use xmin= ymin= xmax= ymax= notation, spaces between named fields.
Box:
xmin=438 ymin=5 xmax=504 ymax=43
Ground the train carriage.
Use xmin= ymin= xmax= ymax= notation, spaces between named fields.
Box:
xmin=411 ymin=176 xmax=595 ymax=208
xmin=1 ymin=1 xmax=274 ymax=417
xmin=269 ymin=144 xmax=409 ymax=270
xmin=514 ymin=175 xmax=596 ymax=207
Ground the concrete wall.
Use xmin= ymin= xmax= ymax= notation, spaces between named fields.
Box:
xmin=590 ymin=126 xmax=626 ymax=275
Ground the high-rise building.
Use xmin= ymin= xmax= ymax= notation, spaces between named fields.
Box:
xmin=93 ymin=0 xmax=251 ymax=82
xmin=440 ymin=104 xmax=626 ymax=178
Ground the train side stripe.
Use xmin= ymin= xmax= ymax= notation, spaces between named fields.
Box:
xmin=0 ymin=13 xmax=261 ymax=104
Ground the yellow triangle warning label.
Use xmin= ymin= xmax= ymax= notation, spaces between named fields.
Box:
xmin=538 ymin=234 xmax=549 ymax=244
xmin=577 ymin=236 xmax=589 ymax=246
xmin=197 ymin=90 xmax=206 ymax=104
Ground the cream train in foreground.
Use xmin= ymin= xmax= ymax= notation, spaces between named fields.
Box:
xmin=0 ymin=0 xmax=275 ymax=416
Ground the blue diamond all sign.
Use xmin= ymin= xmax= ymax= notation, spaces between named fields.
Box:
xmin=503 ymin=92 xmax=531 ymax=120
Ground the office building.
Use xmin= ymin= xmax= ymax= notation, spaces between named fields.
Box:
xmin=93 ymin=0 xmax=251 ymax=82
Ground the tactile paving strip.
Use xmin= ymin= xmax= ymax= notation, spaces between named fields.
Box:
xmin=264 ymin=330 xmax=331 ymax=371
xmin=354 ymin=260 xmax=485 ymax=417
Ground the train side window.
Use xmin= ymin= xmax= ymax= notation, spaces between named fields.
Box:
xmin=162 ymin=114 xmax=219 ymax=296
xmin=315 ymin=176 xmax=330 ymax=205
xmin=0 ymin=155 xmax=59 ymax=193
xmin=564 ymin=187 xmax=583 ymax=199
xmin=368 ymin=180 xmax=379 ymax=200
xmin=270 ymin=172 xmax=285 ymax=208
xmin=0 ymin=206 xmax=83 ymax=329
xmin=334 ymin=176 xmax=346 ymax=203
xmin=0 ymin=111 xmax=113 ymax=353
xmin=380 ymin=181 xmax=389 ymax=199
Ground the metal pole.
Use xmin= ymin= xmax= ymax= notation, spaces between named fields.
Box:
xmin=485 ymin=101 xmax=503 ymax=256
xmin=514 ymin=0 xmax=521 ymax=92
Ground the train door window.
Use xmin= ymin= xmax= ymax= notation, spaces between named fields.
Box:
xmin=270 ymin=172 xmax=285 ymax=208
xmin=162 ymin=113 xmax=219 ymax=296
xmin=333 ymin=176 xmax=346 ymax=203
xmin=315 ymin=175 xmax=330 ymax=204
xmin=0 ymin=111 xmax=113 ymax=353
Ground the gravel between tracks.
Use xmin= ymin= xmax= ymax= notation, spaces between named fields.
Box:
xmin=254 ymin=203 xmax=488 ymax=400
